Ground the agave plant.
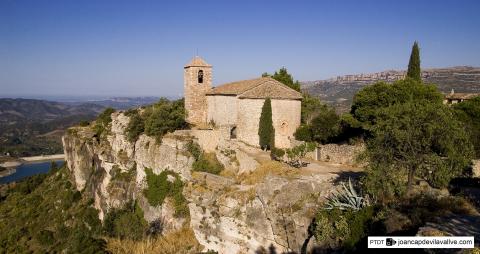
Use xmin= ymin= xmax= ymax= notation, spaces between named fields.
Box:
xmin=325 ymin=178 xmax=370 ymax=211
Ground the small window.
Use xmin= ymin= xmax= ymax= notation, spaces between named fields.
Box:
xmin=198 ymin=70 xmax=204 ymax=84
xmin=230 ymin=126 xmax=237 ymax=139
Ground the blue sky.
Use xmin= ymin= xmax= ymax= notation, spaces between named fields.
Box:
xmin=1 ymin=0 xmax=480 ymax=97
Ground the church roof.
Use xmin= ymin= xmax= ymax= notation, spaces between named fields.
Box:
xmin=206 ymin=77 xmax=302 ymax=100
xmin=184 ymin=56 xmax=212 ymax=68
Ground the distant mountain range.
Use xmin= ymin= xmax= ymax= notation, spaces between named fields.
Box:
xmin=64 ymin=96 xmax=161 ymax=110
xmin=302 ymin=66 xmax=480 ymax=112
xmin=0 ymin=97 xmax=160 ymax=157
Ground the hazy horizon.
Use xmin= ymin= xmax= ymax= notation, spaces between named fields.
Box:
xmin=2 ymin=0 xmax=480 ymax=97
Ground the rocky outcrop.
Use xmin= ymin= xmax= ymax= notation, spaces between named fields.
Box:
xmin=63 ymin=111 xmax=338 ymax=253
xmin=185 ymin=169 xmax=335 ymax=253
xmin=62 ymin=112 xmax=194 ymax=227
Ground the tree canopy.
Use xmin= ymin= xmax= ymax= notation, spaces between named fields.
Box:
xmin=363 ymin=102 xmax=473 ymax=200
xmin=263 ymin=67 xmax=301 ymax=92
xmin=454 ymin=96 xmax=480 ymax=158
xmin=351 ymin=79 xmax=443 ymax=130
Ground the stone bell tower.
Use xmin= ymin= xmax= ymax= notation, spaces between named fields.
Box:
xmin=184 ymin=56 xmax=212 ymax=126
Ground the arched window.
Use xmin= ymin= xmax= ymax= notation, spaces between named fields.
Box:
xmin=198 ymin=70 xmax=204 ymax=84
xmin=230 ymin=126 xmax=237 ymax=139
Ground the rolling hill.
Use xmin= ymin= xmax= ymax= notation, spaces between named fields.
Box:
xmin=302 ymin=66 xmax=480 ymax=112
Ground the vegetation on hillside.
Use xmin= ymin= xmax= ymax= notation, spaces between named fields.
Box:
xmin=125 ymin=98 xmax=188 ymax=142
xmin=306 ymin=42 xmax=479 ymax=252
xmin=0 ymin=165 xmax=106 ymax=253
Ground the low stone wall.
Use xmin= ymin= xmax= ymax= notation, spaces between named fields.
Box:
xmin=180 ymin=127 xmax=230 ymax=153
xmin=313 ymin=143 xmax=365 ymax=166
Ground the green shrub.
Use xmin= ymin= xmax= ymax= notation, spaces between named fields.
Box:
xmin=270 ymin=147 xmax=285 ymax=161
xmin=294 ymin=103 xmax=341 ymax=144
xmin=144 ymin=98 xmax=188 ymax=140
xmin=454 ymin=96 xmax=480 ymax=158
xmin=313 ymin=206 xmax=375 ymax=250
xmin=103 ymin=201 xmax=147 ymax=240
xmin=294 ymin=125 xmax=312 ymax=142
xmin=125 ymin=109 xmax=145 ymax=142
xmin=186 ymin=140 xmax=202 ymax=160
xmin=110 ymin=164 xmax=136 ymax=182
xmin=143 ymin=168 xmax=189 ymax=217
xmin=94 ymin=107 xmax=115 ymax=136
xmin=192 ymin=153 xmax=223 ymax=175
xmin=36 ymin=230 xmax=54 ymax=246
xmin=78 ymin=120 xmax=90 ymax=127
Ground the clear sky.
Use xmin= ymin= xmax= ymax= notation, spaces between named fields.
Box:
xmin=1 ymin=0 xmax=480 ymax=98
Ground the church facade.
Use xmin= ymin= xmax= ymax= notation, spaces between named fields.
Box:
xmin=184 ymin=56 xmax=301 ymax=149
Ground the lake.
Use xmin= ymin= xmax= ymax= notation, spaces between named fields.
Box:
xmin=0 ymin=160 xmax=65 ymax=184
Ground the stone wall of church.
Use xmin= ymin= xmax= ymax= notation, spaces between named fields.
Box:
xmin=206 ymin=95 xmax=237 ymax=126
xmin=237 ymin=98 xmax=301 ymax=149
xmin=271 ymin=99 xmax=301 ymax=148
xmin=184 ymin=66 xmax=212 ymax=125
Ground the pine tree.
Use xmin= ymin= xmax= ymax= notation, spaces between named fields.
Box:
xmin=269 ymin=67 xmax=301 ymax=91
xmin=258 ymin=98 xmax=275 ymax=150
xmin=407 ymin=41 xmax=421 ymax=82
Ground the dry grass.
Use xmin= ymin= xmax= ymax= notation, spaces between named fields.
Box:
xmin=105 ymin=227 xmax=202 ymax=254
xmin=237 ymin=160 xmax=298 ymax=185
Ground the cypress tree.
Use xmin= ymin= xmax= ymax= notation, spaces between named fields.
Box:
xmin=258 ymin=98 xmax=275 ymax=150
xmin=407 ymin=41 xmax=421 ymax=82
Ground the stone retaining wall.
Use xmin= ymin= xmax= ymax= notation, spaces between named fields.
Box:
xmin=311 ymin=143 xmax=365 ymax=166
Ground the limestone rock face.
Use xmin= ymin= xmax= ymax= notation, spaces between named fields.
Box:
xmin=185 ymin=171 xmax=335 ymax=253
xmin=63 ymin=111 xmax=337 ymax=253
xmin=134 ymin=134 xmax=194 ymax=183
xmin=62 ymin=112 xmax=194 ymax=231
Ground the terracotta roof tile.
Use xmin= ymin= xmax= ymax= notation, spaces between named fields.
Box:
xmin=184 ymin=56 xmax=212 ymax=68
xmin=206 ymin=77 xmax=302 ymax=100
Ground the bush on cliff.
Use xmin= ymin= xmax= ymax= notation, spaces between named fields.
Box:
xmin=125 ymin=109 xmax=145 ymax=142
xmin=103 ymin=201 xmax=147 ymax=240
xmin=94 ymin=107 xmax=115 ymax=136
xmin=192 ymin=153 xmax=224 ymax=175
xmin=124 ymin=98 xmax=188 ymax=142
xmin=143 ymin=168 xmax=189 ymax=217
xmin=186 ymin=140 xmax=224 ymax=175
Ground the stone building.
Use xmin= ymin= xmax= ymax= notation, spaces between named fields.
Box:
xmin=443 ymin=89 xmax=479 ymax=105
xmin=184 ymin=56 xmax=302 ymax=148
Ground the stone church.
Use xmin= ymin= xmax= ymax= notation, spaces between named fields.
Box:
xmin=184 ymin=56 xmax=302 ymax=149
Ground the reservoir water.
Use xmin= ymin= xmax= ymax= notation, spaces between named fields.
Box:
xmin=0 ymin=160 xmax=65 ymax=184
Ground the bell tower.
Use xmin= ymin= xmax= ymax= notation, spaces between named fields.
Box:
xmin=184 ymin=56 xmax=212 ymax=126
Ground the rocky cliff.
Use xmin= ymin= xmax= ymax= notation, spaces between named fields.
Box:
xmin=63 ymin=111 xmax=338 ymax=253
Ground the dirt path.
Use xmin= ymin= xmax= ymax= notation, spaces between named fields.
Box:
xmin=236 ymin=142 xmax=363 ymax=176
